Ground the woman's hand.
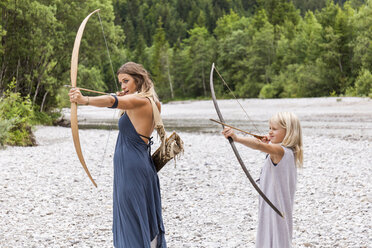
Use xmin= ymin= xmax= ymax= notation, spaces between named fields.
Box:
xmin=222 ymin=127 xmax=237 ymax=141
xmin=116 ymin=91 xmax=126 ymax=96
xmin=68 ymin=88 xmax=88 ymax=105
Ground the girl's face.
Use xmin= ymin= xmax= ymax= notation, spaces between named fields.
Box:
xmin=118 ymin=73 xmax=137 ymax=95
xmin=269 ymin=122 xmax=286 ymax=144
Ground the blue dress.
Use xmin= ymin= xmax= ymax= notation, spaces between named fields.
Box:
xmin=113 ymin=113 xmax=166 ymax=247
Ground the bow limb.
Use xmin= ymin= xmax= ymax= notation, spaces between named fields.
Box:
xmin=209 ymin=63 xmax=283 ymax=218
xmin=70 ymin=9 xmax=101 ymax=187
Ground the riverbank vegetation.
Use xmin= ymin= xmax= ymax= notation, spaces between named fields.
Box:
xmin=0 ymin=0 xmax=371 ymax=146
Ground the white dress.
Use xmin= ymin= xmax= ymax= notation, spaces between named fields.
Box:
xmin=256 ymin=146 xmax=297 ymax=248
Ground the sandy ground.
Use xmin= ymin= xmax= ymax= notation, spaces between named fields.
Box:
xmin=0 ymin=97 xmax=371 ymax=247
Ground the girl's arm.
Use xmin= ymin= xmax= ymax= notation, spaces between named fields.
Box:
xmin=222 ymin=127 xmax=284 ymax=163
xmin=69 ymin=88 xmax=147 ymax=109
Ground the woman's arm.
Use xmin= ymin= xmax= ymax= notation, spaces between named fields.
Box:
xmin=69 ymin=88 xmax=147 ymax=109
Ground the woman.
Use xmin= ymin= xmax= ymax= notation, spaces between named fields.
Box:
xmin=69 ymin=62 xmax=166 ymax=248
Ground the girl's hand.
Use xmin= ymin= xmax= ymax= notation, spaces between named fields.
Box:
xmin=68 ymin=88 xmax=87 ymax=105
xmin=261 ymin=135 xmax=271 ymax=144
xmin=222 ymin=127 xmax=237 ymax=141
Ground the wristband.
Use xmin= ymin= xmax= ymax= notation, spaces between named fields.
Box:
xmin=108 ymin=94 xmax=118 ymax=109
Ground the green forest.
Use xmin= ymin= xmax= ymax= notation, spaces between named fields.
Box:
xmin=0 ymin=0 xmax=371 ymax=145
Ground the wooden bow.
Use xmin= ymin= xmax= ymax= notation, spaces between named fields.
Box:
xmin=209 ymin=63 xmax=283 ymax=218
xmin=70 ymin=9 xmax=101 ymax=187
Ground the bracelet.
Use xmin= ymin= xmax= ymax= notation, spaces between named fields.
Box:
xmin=108 ymin=94 xmax=118 ymax=109
xmin=85 ymin=97 xmax=89 ymax=105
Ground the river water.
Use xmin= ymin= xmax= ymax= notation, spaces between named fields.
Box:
xmin=63 ymin=97 xmax=372 ymax=140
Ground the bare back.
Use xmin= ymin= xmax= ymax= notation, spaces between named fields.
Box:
xmin=126 ymin=97 xmax=161 ymax=143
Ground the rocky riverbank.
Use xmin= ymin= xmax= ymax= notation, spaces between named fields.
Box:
xmin=0 ymin=97 xmax=371 ymax=247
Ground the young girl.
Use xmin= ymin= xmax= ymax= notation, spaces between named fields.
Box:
xmin=222 ymin=112 xmax=303 ymax=248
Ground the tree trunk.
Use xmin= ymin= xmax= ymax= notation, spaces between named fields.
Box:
xmin=338 ymin=57 xmax=343 ymax=73
xmin=27 ymin=56 xmax=33 ymax=95
xmin=33 ymin=78 xmax=41 ymax=105
xmin=166 ymin=56 xmax=174 ymax=98
xmin=32 ymin=56 xmax=50 ymax=105
xmin=15 ymin=58 xmax=20 ymax=92
xmin=0 ymin=62 xmax=7 ymax=93
xmin=202 ymin=65 xmax=206 ymax=97
xmin=40 ymin=90 xmax=49 ymax=112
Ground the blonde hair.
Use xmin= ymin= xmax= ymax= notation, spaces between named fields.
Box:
xmin=117 ymin=62 xmax=159 ymax=102
xmin=270 ymin=112 xmax=303 ymax=168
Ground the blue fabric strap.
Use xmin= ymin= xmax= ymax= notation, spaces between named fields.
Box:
xmin=108 ymin=94 xmax=118 ymax=109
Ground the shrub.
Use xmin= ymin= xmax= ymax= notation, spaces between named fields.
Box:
xmin=355 ymin=69 xmax=372 ymax=97
xmin=0 ymin=119 xmax=11 ymax=147
xmin=259 ymin=82 xmax=284 ymax=98
xmin=0 ymin=79 xmax=36 ymax=146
